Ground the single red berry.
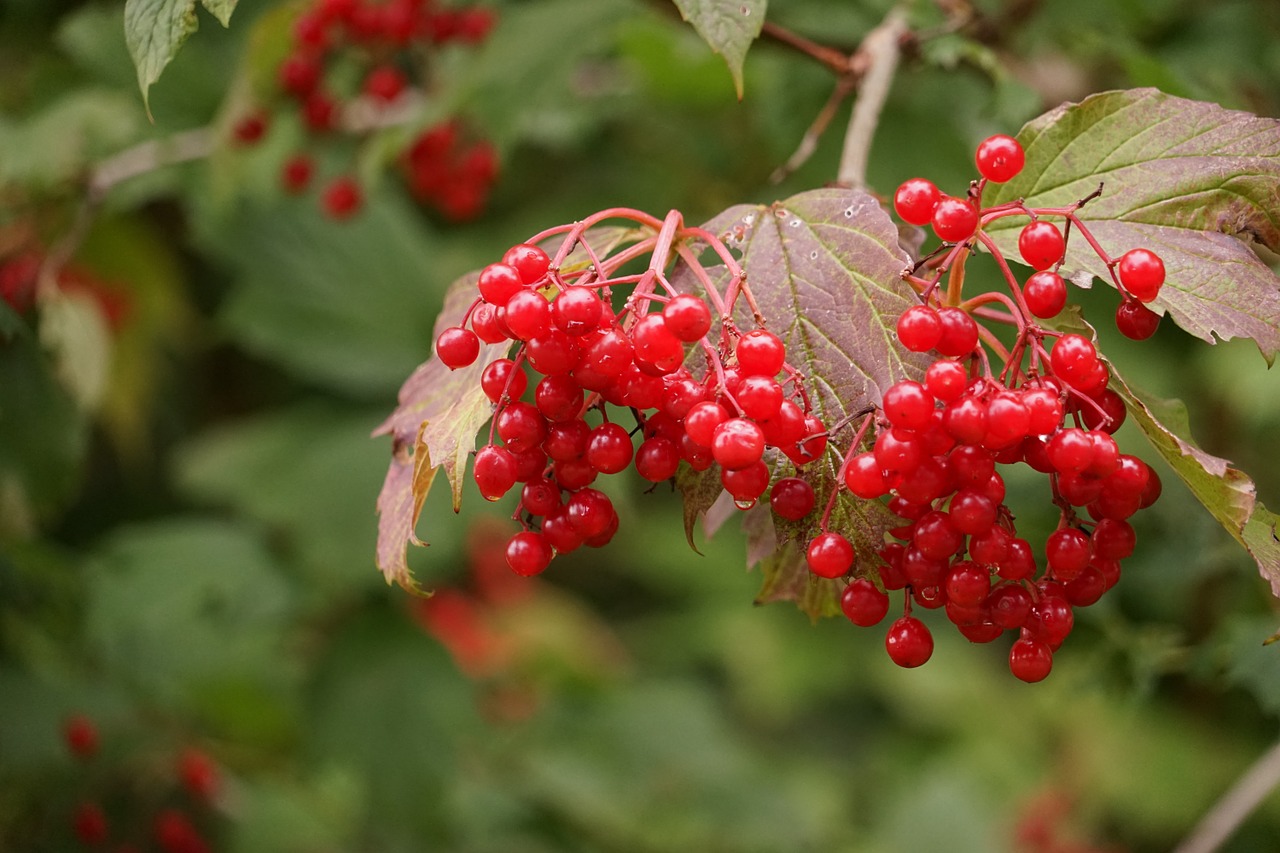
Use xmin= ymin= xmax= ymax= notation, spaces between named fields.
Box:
xmin=721 ymin=459 xmax=770 ymax=502
xmin=502 ymin=244 xmax=552 ymax=285
xmin=1046 ymin=528 xmax=1091 ymax=581
xmin=975 ymin=134 xmax=1025 ymax=183
xmin=363 ymin=65 xmax=408 ymax=102
xmin=503 ymin=290 xmax=552 ymax=341
xmin=473 ymin=445 xmax=517 ymax=501
xmin=1009 ymin=637 xmax=1053 ymax=682
xmin=841 ymin=578 xmax=890 ymax=626
xmin=885 ymin=616 xmax=933 ymax=668
xmin=636 ymin=437 xmax=681 ymax=482
xmin=632 ymin=313 xmax=685 ymax=374
xmin=506 ymin=531 xmax=553 ymax=576
xmin=893 ymin=178 xmax=941 ymax=226
xmin=1018 ymin=220 xmax=1065 ymax=271
xmin=987 ymin=583 xmax=1033 ymax=629
xmin=178 ymin=748 xmax=219 ymax=802
xmin=1117 ymin=248 xmax=1165 ymax=302
xmin=280 ymin=154 xmax=314 ymax=194
xmin=1116 ymin=298 xmax=1161 ymax=340
xmin=806 ymin=532 xmax=855 ymax=578
xmin=73 ymin=801 xmax=109 ymax=846
xmin=931 ymin=196 xmax=978 ymax=243
xmin=566 ymin=488 xmax=614 ymax=538
xmin=924 ymin=360 xmax=968 ymax=402
xmin=684 ymin=401 xmax=729 ymax=448
xmin=735 ymin=329 xmax=786 ymax=377
xmin=935 ymin=307 xmax=979 ymax=357
xmin=63 ymin=714 xmax=99 ymax=759
xmin=896 ymin=305 xmax=943 ymax=353
xmin=1048 ymin=334 xmax=1099 ymax=388
xmin=232 ymin=111 xmax=269 ymax=144
xmin=278 ymin=53 xmax=322 ymax=97
xmin=435 ymin=326 xmax=480 ymax=369
xmin=480 ymin=358 xmax=527 ymax=403
xmin=478 ymin=263 xmax=524 ymax=306
xmin=769 ymin=477 xmax=815 ymax=521
xmin=843 ymin=452 xmax=888 ymax=499
xmin=1023 ymin=271 xmax=1067 ymax=320
xmin=321 ymin=176 xmax=362 ymax=220
xmin=882 ymin=380 xmax=935 ymax=431
xmin=711 ymin=418 xmax=766 ymax=471
xmin=154 ymin=808 xmax=204 ymax=853
xmin=662 ymin=294 xmax=713 ymax=342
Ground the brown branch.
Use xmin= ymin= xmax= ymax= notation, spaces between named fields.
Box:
xmin=836 ymin=7 xmax=908 ymax=188
xmin=759 ymin=21 xmax=848 ymax=73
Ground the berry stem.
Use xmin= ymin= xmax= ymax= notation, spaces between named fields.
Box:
xmin=822 ymin=412 xmax=876 ymax=530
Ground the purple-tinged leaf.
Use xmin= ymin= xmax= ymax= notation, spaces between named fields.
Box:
xmin=984 ymin=88 xmax=1280 ymax=363
xmin=373 ymin=274 xmax=507 ymax=590
xmin=671 ymin=0 xmax=766 ymax=98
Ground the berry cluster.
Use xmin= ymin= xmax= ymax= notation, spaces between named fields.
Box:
xmin=814 ymin=134 xmax=1166 ymax=680
xmin=60 ymin=714 xmax=221 ymax=852
xmin=434 ymin=209 xmax=829 ymax=578
xmin=234 ymin=0 xmax=498 ymax=222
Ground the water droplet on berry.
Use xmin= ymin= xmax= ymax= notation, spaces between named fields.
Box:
xmin=734 ymin=498 xmax=757 ymax=511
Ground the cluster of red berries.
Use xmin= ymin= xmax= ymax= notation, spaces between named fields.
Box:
xmin=0 ymin=249 xmax=131 ymax=329
xmin=806 ymin=134 xmax=1166 ymax=680
xmin=233 ymin=0 xmax=498 ymax=222
xmin=62 ymin=714 xmax=221 ymax=852
xmin=435 ymin=234 xmax=828 ymax=578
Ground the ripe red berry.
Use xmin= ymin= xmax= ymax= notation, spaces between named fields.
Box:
xmin=924 ymin=360 xmax=968 ymax=402
xmin=506 ymin=531 xmax=553 ymax=576
xmin=1048 ymin=334 xmax=1099 ymax=388
xmin=896 ymin=304 xmax=943 ymax=352
xmin=478 ymin=263 xmax=524 ymax=306
xmin=473 ymin=445 xmax=517 ymax=501
xmin=480 ymin=358 xmax=527 ymax=403
xmin=552 ymin=287 xmax=603 ymax=336
xmin=1115 ymin=298 xmax=1161 ymax=340
xmin=769 ymin=477 xmax=815 ymax=521
xmin=841 ymin=578 xmax=890 ymax=626
xmin=735 ymin=329 xmax=786 ymax=377
xmin=931 ymin=196 xmax=978 ymax=242
xmin=73 ymin=801 xmax=109 ymax=846
xmin=935 ymin=307 xmax=979 ymax=357
xmin=882 ymin=380 xmax=935 ymax=431
xmin=885 ymin=616 xmax=933 ymax=667
xmin=636 ymin=436 xmax=681 ymax=482
xmin=711 ymin=417 xmax=765 ymax=471
xmin=566 ymin=488 xmax=614 ymax=538
xmin=1117 ymin=248 xmax=1165 ymax=302
xmin=435 ymin=326 xmax=480 ymax=368
xmin=503 ymin=290 xmax=552 ymax=341
xmin=806 ymin=532 xmax=855 ymax=578
xmin=893 ymin=178 xmax=941 ymax=226
xmin=364 ymin=65 xmax=408 ymax=102
xmin=975 ymin=134 xmax=1025 ymax=183
xmin=662 ymin=294 xmax=713 ymax=342
xmin=502 ymin=243 xmax=552 ymax=285
xmin=178 ymin=748 xmax=219 ymax=802
xmin=1018 ymin=220 xmax=1065 ymax=271
xmin=281 ymin=154 xmax=314 ymax=194
xmin=1009 ymin=637 xmax=1053 ymax=682
xmin=721 ymin=459 xmax=770 ymax=502
xmin=63 ymin=714 xmax=99 ymax=759
xmin=321 ymin=176 xmax=362 ymax=220
xmin=1022 ymin=270 xmax=1067 ymax=319
xmin=232 ymin=111 xmax=269 ymax=144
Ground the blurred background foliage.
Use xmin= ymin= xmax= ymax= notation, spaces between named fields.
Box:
xmin=2 ymin=0 xmax=1280 ymax=850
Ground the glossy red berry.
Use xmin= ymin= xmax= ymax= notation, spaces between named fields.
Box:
xmin=436 ymin=326 xmax=480 ymax=368
xmin=1117 ymin=248 xmax=1165 ymax=302
xmin=503 ymin=290 xmax=552 ymax=341
xmin=636 ymin=436 xmax=681 ymax=482
xmin=885 ymin=616 xmax=933 ymax=668
xmin=1049 ymin=334 xmax=1099 ymax=388
xmin=935 ymin=307 xmax=979 ymax=357
xmin=1022 ymin=270 xmax=1067 ymax=319
xmin=506 ymin=531 xmax=553 ymax=576
xmin=1018 ymin=220 xmax=1065 ymax=271
xmin=806 ymin=532 xmax=855 ymax=578
xmin=735 ymin=329 xmax=786 ymax=377
xmin=893 ymin=178 xmax=941 ymax=226
xmin=896 ymin=305 xmax=943 ymax=352
xmin=662 ymin=294 xmax=713 ymax=342
xmin=321 ymin=176 xmax=362 ymax=220
xmin=1116 ymin=299 xmax=1161 ymax=340
xmin=769 ymin=477 xmax=815 ymax=521
xmin=1009 ymin=637 xmax=1053 ymax=682
xmin=931 ymin=196 xmax=978 ymax=243
xmin=503 ymin=244 xmax=552 ymax=285
xmin=711 ymin=418 xmax=766 ymax=471
xmin=841 ymin=578 xmax=890 ymax=626
xmin=975 ymin=134 xmax=1025 ymax=183
xmin=474 ymin=445 xmax=517 ymax=501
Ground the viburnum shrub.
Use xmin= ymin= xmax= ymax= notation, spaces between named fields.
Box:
xmin=350 ymin=14 xmax=1280 ymax=684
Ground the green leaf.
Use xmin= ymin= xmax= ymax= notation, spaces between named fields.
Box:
xmin=681 ymin=188 xmax=922 ymax=615
xmin=124 ymin=0 xmax=240 ymax=113
xmin=984 ymin=88 xmax=1280 ymax=363
xmin=671 ymin=0 xmax=767 ymax=98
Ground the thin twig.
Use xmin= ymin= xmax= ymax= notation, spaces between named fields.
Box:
xmin=771 ymin=76 xmax=857 ymax=183
xmin=759 ymin=20 xmax=849 ymax=73
xmin=1173 ymin=737 xmax=1280 ymax=853
xmin=836 ymin=7 xmax=908 ymax=188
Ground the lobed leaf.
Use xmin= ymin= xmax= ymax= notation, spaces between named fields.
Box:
xmin=670 ymin=0 xmax=766 ymax=99
xmin=984 ymin=88 xmax=1280 ymax=363
xmin=124 ymin=0 xmax=240 ymax=113
xmin=681 ymin=188 xmax=923 ymax=616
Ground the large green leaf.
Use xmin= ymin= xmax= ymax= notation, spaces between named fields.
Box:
xmin=984 ymin=89 xmax=1280 ymax=362
xmin=124 ymin=0 xmax=240 ymax=113
xmin=680 ymin=188 xmax=921 ymax=616
xmin=670 ymin=0 xmax=767 ymax=98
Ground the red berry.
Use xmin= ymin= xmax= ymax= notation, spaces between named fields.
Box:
xmin=502 ymin=244 xmax=552 ymax=285
xmin=1009 ymin=637 xmax=1053 ymax=682
xmin=474 ymin=445 xmax=517 ymax=500
xmin=632 ymin=313 xmax=685 ymax=374
xmin=662 ymin=294 xmax=713 ymax=342
xmin=281 ymin=154 xmax=314 ymax=194
xmin=736 ymin=375 xmax=784 ymax=421
xmin=636 ymin=436 xmax=681 ymax=482
xmin=925 ymin=360 xmax=968 ymax=402
xmin=806 ymin=532 xmax=854 ymax=578
xmin=566 ymin=489 xmax=614 ymax=538
xmin=480 ymin=358 xmax=527 ymax=403
xmin=735 ymin=329 xmax=786 ymax=377
xmin=1116 ymin=298 xmax=1160 ymax=340
xmin=552 ymin=287 xmax=603 ymax=336
xmin=896 ymin=305 xmax=943 ymax=352
xmin=684 ymin=401 xmax=729 ymax=448
xmin=178 ymin=748 xmax=219 ymax=802
xmin=232 ymin=111 xmax=269 ymax=144
xmin=1018 ymin=220 xmax=1065 ymax=270
xmin=506 ymin=531 xmax=553 ymax=576
xmin=935 ymin=307 xmax=979 ymax=357
xmin=893 ymin=178 xmax=941 ymax=226
xmin=711 ymin=418 xmax=766 ymax=471
xmin=881 ymin=380 xmax=935 ymax=431
xmin=721 ymin=459 xmax=770 ymax=502
xmin=769 ymin=477 xmax=815 ymax=521
xmin=504 ymin=290 xmax=552 ymax=341
xmin=321 ymin=176 xmax=362 ymax=220
xmin=1117 ymin=248 xmax=1165 ymax=302
xmin=975 ymin=134 xmax=1025 ymax=183
xmin=1023 ymin=270 xmax=1067 ymax=318
xmin=1045 ymin=528 xmax=1091 ymax=581
xmin=63 ymin=714 xmax=99 ymax=759
xmin=478 ymin=263 xmax=524 ymax=306
xmin=585 ymin=422 xmax=633 ymax=474
xmin=73 ymin=801 xmax=109 ymax=846
xmin=363 ymin=65 xmax=407 ymax=102
xmin=435 ymin=326 xmax=480 ymax=369
xmin=843 ymin=452 xmax=888 ymax=499
xmin=931 ymin=196 xmax=978 ymax=242
xmin=841 ymin=578 xmax=890 ymax=626
xmin=1049 ymin=334 xmax=1099 ymax=388
xmin=885 ymin=616 xmax=933 ymax=668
